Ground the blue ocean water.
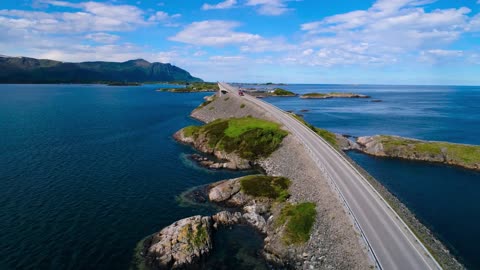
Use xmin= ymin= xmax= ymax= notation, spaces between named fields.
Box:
xmin=262 ymin=84 xmax=480 ymax=269
xmin=2 ymin=84 xmax=480 ymax=269
xmin=0 ymin=84 xmax=258 ymax=270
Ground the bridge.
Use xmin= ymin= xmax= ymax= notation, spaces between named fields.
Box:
xmin=219 ymin=82 xmax=442 ymax=270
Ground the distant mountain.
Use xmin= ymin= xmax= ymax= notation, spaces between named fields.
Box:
xmin=0 ymin=56 xmax=202 ymax=83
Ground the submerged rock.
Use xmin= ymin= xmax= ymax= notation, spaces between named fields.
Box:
xmin=144 ymin=216 xmax=213 ymax=269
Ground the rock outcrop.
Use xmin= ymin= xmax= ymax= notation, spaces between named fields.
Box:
xmin=355 ymin=135 xmax=480 ymax=171
xmin=143 ymin=216 xmax=213 ymax=269
xmin=174 ymin=129 xmax=251 ymax=170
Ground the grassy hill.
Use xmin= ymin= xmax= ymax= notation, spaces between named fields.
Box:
xmin=0 ymin=56 xmax=202 ymax=83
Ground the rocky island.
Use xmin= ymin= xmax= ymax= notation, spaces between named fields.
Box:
xmin=353 ymin=135 xmax=480 ymax=171
xmin=293 ymin=115 xmax=480 ymax=172
xmin=300 ymin=92 xmax=370 ymax=99
xmin=246 ymin=88 xmax=297 ymax=98
xmin=157 ymin=82 xmax=219 ymax=93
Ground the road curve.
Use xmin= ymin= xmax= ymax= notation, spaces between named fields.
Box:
xmin=219 ymin=83 xmax=442 ymax=270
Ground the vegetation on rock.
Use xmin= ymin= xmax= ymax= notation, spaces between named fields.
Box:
xmin=165 ymin=82 xmax=219 ymax=93
xmin=240 ymin=175 xmax=291 ymax=201
xmin=183 ymin=117 xmax=288 ymax=160
xmin=277 ymin=202 xmax=317 ymax=244
xmin=272 ymin=88 xmax=296 ymax=96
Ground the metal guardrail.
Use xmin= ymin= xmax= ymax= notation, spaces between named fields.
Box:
xmin=219 ymin=82 xmax=442 ymax=270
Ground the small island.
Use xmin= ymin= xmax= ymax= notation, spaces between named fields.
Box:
xmin=247 ymin=88 xmax=297 ymax=98
xmin=271 ymin=88 xmax=297 ymax=96
xmin=157 ymin=82 xmax=220 ymax=93
xmin=353 ymin=135 xmax=480 ymax=171
xmin=300 ymin=92 xmax=370 ymax=99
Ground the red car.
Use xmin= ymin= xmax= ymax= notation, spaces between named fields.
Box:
xmin=238 ymin=90 xmax=244 ymax=96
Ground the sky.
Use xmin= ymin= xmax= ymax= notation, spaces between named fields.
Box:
xmin=1 ymin=0 xmax=480 ymax=84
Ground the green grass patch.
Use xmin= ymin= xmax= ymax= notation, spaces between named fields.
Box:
xmin=183 ymin=125 xmax=200 ymax=137
xmin=224 ymin=117 xmax=281 ymax=137
xmin=224 ymin=97 xmax=230 ymax=101
xmin=240 ymin=103 xmax=246 ymax=109
xmin=277 ymin=202 xmax=316 ymax=244
xmin=314 ymin=128 xmax=338 ymax=148
xmin=240 ymin=175 xmax=291 ymax=201
xmin=273 ymin=88 xmax=296 ymax=96
xmin=292 ymin=114 xmax=338 ymax=148
xmin=183 ymin=117 xmax=288 ymax=160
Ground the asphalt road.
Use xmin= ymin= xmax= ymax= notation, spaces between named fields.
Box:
xmin=219 ymin=83 xmax=442 ymax=270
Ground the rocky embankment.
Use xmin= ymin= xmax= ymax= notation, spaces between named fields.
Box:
xmin=352 ymin=135 xmax=480 ymax=171
xmin=170 ymin=91 xmax=373 ymax=269
xmin=300 ymin=92 xmax=370 ymax=99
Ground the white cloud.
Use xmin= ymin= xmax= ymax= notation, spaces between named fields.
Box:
xmin=170 ymin=20 xmax=262 ymax=46
xmin=0 ymin=2 xmax=147 ymax=33
xmin=85 ymin=32 xmax=119 ymax=43
xmin=419 ymin=49 xmax=464 ymax=64
xmin=148 ymin=11 xmax=181 ymax=22
xmin=245 ymin=0 xmax=292 ymax=15
xmin=202 ymin=0 xmax=237 ymax=10
xmin=170 ymin=20 xmax=293 ymax=52
xmin=0 ymin=1 xmax=185 ymax=64
xmin=0 ymin=1 xmax=181 ymax=34
xmin=297 ymin=0 xmax=475 ymax=66
xmin=210 ymin=55 xmax=245 ymax=61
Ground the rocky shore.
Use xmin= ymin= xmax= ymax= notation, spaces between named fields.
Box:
xmin=140 ymin=176 xmax=315 ymax=269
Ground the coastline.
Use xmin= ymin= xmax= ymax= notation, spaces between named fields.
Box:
xmin=190 ymin=89 xmax=463 ymax=269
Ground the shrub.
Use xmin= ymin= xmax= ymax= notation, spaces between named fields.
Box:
xmin=240 ymin=175 xmax=291 ymax=201
xmin=277 ymin=202 xmax=316 ymax=244
xmin=273 ymin=88 xmax=295 ymax=96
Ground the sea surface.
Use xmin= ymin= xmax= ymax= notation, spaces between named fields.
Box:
xmin=260 ymin=84 xmax=480 ymax=269
xmin=0 ymin=84 xmax=262 ymax=270
xmin=1 ymin=84 xmax=480 ymax=270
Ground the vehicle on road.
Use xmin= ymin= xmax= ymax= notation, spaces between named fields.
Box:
xmin=238 ymin=90 xmax=244 ymax=96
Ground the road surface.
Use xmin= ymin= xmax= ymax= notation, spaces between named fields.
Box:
xmin=219 ymin=83 xmax=441 ymax=270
